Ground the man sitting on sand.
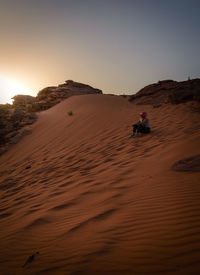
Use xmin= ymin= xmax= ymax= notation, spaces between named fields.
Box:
xmin=131 ymin=112 xmax=150 ymax=138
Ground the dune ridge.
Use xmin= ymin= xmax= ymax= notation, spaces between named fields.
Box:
xmin=0 ymin=94 xmax=200 ymax=274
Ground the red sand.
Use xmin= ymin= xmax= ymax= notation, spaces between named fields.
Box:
xmin=0 ymin=94 xmax=200 ymax=274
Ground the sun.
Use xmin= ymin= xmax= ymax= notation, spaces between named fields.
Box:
xmin=0 ymin=75 xmax=29 ymax=104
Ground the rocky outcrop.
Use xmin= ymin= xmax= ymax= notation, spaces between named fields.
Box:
xmin=0 ymin=104 xmax=37 ymax=155
xmin=129 ymin=79 xmax=200 ymax=105
xmin=34 ymin=80 xmax=102 ymax=111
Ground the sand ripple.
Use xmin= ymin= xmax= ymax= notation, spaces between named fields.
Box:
xmin=0 ymin=95 xmax=200 ymax=274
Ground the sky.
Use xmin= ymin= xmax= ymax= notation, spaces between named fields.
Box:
xmin=0 ymin=0 xmax=200 ymax=103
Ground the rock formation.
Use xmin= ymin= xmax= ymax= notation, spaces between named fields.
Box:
xmin=0 ymin=103 xmax=37 ymax=155
xmin=34 ymin=80 xmax=102 ymax=111
xmin=12 ymin=94 xmax=37 ymax=106
xmin=129 ymin=78 xmax=200 ymax=105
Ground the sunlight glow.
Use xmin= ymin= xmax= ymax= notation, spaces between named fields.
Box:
xmin=0 ymin=75 xmax=29 ymax=104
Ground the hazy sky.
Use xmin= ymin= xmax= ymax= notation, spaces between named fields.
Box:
xmin=0 ymin=0 xmax=200 ymax=103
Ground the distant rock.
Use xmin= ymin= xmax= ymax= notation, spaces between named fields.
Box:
xmin=35 ymin=80 xmax=102 ymax=110
xmin=129 ymin=79 xmax=200 ymax=105
xmin=12 ymin=95 xmax=37 ymax=106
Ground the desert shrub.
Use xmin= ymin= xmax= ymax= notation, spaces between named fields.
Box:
xmin=68 ymin=111 xmax=73 ymax=116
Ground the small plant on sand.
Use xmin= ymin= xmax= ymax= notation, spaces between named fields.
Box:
xmin=68 ymin=111 xmax=73 ymax=116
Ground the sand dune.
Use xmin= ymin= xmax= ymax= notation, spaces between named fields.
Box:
xmin=0 ymin=94 xmax=200 ymax=274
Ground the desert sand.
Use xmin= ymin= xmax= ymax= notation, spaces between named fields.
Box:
xmin=0 ymin=94 xmax=200 ymax=274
